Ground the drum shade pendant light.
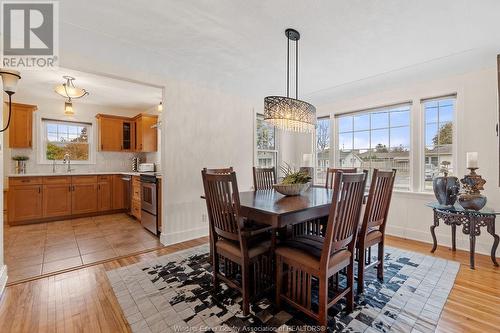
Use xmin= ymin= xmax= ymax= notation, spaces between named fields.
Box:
xmin=264 ymin=29 xmax=316 ymax=133
xmin=55 ymin=76 xmax=89 ymax=99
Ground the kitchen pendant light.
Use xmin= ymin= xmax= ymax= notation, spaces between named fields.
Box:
xmin=55 ymin=76 xmax=89 ymax=99
xmin=64 ymin=99 xmax=74 ymax=115
xmin=157 ymin=101 xmax=163 ymax=112
xmin=264 ymin=29 xmax=316 ymax=133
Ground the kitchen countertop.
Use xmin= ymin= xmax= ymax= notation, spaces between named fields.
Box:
xmin=8 ymin=171 xmax=162 ymax=178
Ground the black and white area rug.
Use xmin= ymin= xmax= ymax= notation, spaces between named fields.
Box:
xmin=106 ymin=244 xmax=459 ymax=333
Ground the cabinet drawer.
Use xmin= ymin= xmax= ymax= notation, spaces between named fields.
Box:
xmin=131 ymin=199 xmax=141 ymax=220
xmin=97 ymin=175 xmax=112 ymax=182
xmin=9 ymin=177 xmax=42 ymax=186
xmin=43 ymin=176 xmax=71 ymax=184
xmin=72 ymin=176 xmax=98 ymax=184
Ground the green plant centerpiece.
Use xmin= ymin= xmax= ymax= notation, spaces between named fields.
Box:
xmin=273 ymin=163 xmax=312 ymax=196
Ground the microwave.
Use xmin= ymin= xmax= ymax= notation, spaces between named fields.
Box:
xmin=138 ymin=163 xmax=155 ymax=172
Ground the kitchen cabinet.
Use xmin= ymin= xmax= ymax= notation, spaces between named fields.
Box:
xmin=42 ymin=176 xmax=72 ymax=218
xmin=131 ymin=176 xmax=141 ymax=220
xmin=96 ymin=115 xmax=122 ymax=151
xmin=8 ymin=184 xmax=43 ymax=222
xmin=112 ymin=175 xmax=127 ymax=210
xmin=134 ymin=114 xmax=158 ymax=152
xmin=72 ymin=183 xmax=98 ymax=214
xmin=6 ymin=102 xmax=37 ymax=148
xmin=98 ymin=176 xmax=112 ymax=211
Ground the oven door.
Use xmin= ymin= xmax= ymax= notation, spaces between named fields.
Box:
xmin=141 ymin=181 xmax=157 ymax=215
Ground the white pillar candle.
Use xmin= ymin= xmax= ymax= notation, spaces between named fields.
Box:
xmin=466 ymin=152 xmax=478 ymax=169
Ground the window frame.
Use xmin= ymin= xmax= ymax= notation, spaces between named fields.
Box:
xmin=314 ymin=116 xmax=331 ymax=186
xmin=39 ymin=118 xmax=95 ymax=165
xmin=255 ymin=113 xmax=279 ymax=169
xmin=420 ymin=95 xmax=457 ymax=192
xmin=333 ymin=103 xmax=412 ymax=191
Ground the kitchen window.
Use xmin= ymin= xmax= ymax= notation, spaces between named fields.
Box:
xmin=335 ymin=103 xmax=411 ymax=191
xmin=41 ymin=119 xmax=93 ymax=164
xmin=256 ymin=113 xmax=278 ymax=168
xmin=422 ymin=96 xmax=456 ymax=191
xmin=315 ymin=116 xmax=330 ymax=185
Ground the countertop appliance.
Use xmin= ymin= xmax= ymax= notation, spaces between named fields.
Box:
xmin=138 ymin=163 xmax=155 ymax=172
xmin=140 ymin=173 xmax=158 ymax=235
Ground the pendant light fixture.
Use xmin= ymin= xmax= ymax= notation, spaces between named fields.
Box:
xmin=55 ymin=76 xmax=89 ymax=99
xmin=157 ymin=101 xmax=163 ymax=112
xmin=264 ymin=29 xmax=316 ymax=133
xmin=0 ymin=69 xmax=21 ymax=133
xmin=64 ymin=98 xmax=74 ymax=115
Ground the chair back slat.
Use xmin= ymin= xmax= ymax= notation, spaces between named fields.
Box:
xmin=253 ymin=167 xmax=276 ymax=190
xmin=360 ymin=169 xmax=396 ymax=236
xmin=322 ymin=171 xmax=367 ymax=265
xmin=325 ymin=168 xmax=357 ymax=189
xmin=202 ymin=169 xmax=242 ymax=242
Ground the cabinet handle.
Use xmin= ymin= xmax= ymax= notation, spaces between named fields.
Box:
xmin=38 ymin=186 xmax=41 ymax=194
xmin=101 ymin=144 xmax=103 ymax=150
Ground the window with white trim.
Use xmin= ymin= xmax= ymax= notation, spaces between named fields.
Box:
xmin=41 ymin=119 xmax=93 ymax=163
xmin=422 ymin=96 xmax=455 ymax=191
xmin=335 ymin=103 xmax=411 ymax=191
xmin=256 ymin=114 xmax=278 ymax=168
xmin=315 ymin=116 xmax=330 ymax=185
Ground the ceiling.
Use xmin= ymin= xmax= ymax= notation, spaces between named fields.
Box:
xmin=56 ymin=0 xmax=500 ymax=104
xmin=15 ymin=68 xmax=162 ymax=110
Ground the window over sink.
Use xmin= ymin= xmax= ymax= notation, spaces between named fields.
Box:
xmin=40 ymin=118 xmax=94 ymax=164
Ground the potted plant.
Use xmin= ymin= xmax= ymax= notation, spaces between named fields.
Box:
xmin=273 ymin=163 xmax=312 ymax=196
xmin=12 ymin=155 xmax=29 ymax=174
xmin=432 ymin=161 xmax=459 ymax=206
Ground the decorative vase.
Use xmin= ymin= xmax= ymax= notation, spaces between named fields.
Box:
xmin=458 ymin=193 xmax=487 ymax=211
xmin=273 ymin=182 xmax=310 ymax=196
xmin=15 ymin=160 xmax=26 ymax=174
xmin=432 ymin=176 xmax=459 ymax=206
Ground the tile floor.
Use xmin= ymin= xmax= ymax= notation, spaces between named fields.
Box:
xmin=4 ymin=213 xmax=163 ymax=283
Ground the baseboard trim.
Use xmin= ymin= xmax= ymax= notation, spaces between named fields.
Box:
xmin=160 ymin=226 xmax=208 ymax=246
xmin=0 ymin=265 xmax=7 ymax=300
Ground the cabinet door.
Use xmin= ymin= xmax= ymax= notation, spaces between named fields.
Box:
xmin=8 ymin=103 xmax=36 ymax=148
xmin=72 ymin=183 xmax=98 ymax=214
xmin=112 ymin=175 xmax=126 ymax=210
xmin=8 ymin=185 xmax=42 ymax=222
xmin=98 ymin=182 xmax=112 ymax=211
xmin=43 ymin=184 xmax=72 ymax=218
xmin=135 ymin=117 xmax=143 ymax=151
xmin=141 ymin=116 xmax=158 ymax=152
xmin=99 ymin=117 xmax=122 ymax=151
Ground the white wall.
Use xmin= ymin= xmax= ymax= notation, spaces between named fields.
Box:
xmin=0 ymin=98 xmax=6 ymax=295
xmin=3 ymin=96 xmax=159 ymax=177
xmin=316 ymin=66 xmax=499 ymax=255
xmin=160 ymin=81 xmax=256 ymax=245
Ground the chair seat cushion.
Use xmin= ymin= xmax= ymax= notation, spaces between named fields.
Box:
xmin=359 ymin=229 xmax=383 ymax=247
xmin=276 ymin=240 xmax=351 ymax=271
xmin=216 ymin=238 xmax=271 ymax=260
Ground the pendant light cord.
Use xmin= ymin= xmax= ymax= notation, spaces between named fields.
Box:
xmin=296 ymin=39 xmax=298 ymax=99
xmin=286 ymin=36 xmax=290 ymax=98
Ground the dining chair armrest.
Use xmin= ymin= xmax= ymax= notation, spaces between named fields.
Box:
xmin=240 ymin=224 xmax=273 ymax=237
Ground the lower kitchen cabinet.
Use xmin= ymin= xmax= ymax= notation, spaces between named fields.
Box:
xmin=98 ymin=176 xmax=112 ymax=211
xmin=72 ymin=183 xmax=98 ymax=214
xmin=8 ymin=184 xmax=43 ymax=222
xmin=112 ymin=175 xmax=127 ymax=210
xmin=43 ymin=184 xmax=72 ymax=218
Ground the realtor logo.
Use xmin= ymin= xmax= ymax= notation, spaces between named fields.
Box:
xmin=1 ymin=1 xmax=59 ymax=68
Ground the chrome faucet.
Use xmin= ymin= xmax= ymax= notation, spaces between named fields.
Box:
xmin=63 ymin=154 xmax=74 ymax=173
xmin=52 ymin=159 xmax=57 ymax=173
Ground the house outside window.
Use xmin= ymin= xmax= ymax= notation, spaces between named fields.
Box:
xmin=315 ymin=117 xmax=330 ymax=185
xmin=41 ymin=119 xmax=93 ymax=164
xmin=423 ymin=96 xmax=455 ymax=191
xmin=335 ymin=103 xmax=411 ymax=191
xmin=256 ymin=114 xmax=278 ymax=168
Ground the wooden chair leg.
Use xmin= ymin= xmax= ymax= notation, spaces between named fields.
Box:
xmin=275 ymin=256 xmax=282 ymax=310
xmin=346 ymin=260 xmax=354 ymax=313
xmin=241 ymin=261 xmax=250 ymax=316
xmin=318 ymin=274 xmax=328 ymax=327
xmin=212 ymin=251 xmax=219 ymax=287
xmin=377 ymin=241 xmax=384 ymax=281
xmin=357 ymin=246 xmax=365 ymax=295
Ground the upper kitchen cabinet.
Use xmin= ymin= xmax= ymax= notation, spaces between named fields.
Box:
xmin=6 ymin=102 xmax=37 ymax=148
xmin=134 ymin=114 xmax=158 ymax=152
xmin=96 ymin=114 xmax=135 ymax=152
xmin=96 ymin=113 xmax=157 ymax=152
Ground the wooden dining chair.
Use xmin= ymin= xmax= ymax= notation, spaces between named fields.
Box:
xmin=325 ymin=167 xmax=357 ymax=189
xmin=275 ymin=171 xmax=367 ymax=326
xmin=357 ymin=169 xmax=396 ymax=294
xmin=201 ymin=169 xmax=273 ymax=316
xmin=252 ymin=166 xmax=276 ymax=190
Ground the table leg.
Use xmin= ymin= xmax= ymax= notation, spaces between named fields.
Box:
xmin=430 ymin=210 xmax=439 ymax=253
xmin=487 ymin=221 xmax=499 ymax=267
xmin=451 ymin=224 xmax=456 ymax=251
xmin=469 ymin=233 xmax=476 ymax=269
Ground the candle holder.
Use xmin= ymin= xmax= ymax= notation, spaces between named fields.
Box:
xmin=458 ymin=167 xmax=487 ymax=210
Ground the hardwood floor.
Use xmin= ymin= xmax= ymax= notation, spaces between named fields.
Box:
xmin=0 ymin=235 xmax=498 ymax=333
